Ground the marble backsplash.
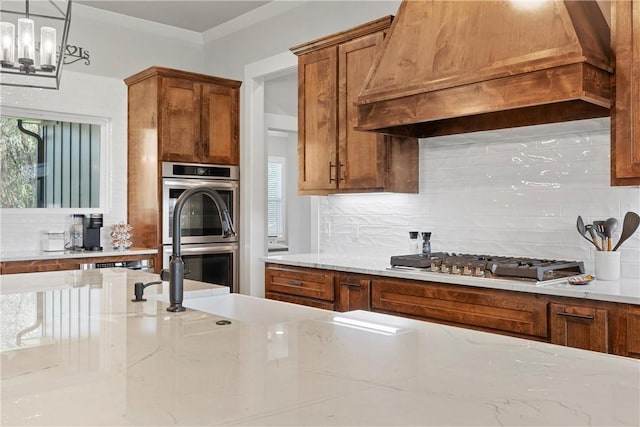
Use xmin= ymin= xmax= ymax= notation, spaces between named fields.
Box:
xmin=318 ymin=118 xmax=640 ymax=279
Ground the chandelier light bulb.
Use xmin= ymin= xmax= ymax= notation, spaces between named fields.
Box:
xmin=17 ymin=17 xmax=35 ymax=65
xmin=40 ymin=26 xmax=56 ymax=71
xmin=0 ymin=22 xmax=15 ymax=66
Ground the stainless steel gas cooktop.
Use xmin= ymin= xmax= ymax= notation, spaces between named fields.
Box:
xmin=389 ymin=252 xmax=585 ymax=283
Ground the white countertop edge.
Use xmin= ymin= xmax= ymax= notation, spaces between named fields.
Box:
xmin=262 ymin=254 xmax=640 ymax=306
xmin=1 ymin=248 xmax=158 ymax=262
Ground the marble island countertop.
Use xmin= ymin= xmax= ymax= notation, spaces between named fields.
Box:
xmin=263 ymin=253 xmax=640 ymax=305
xmin=0 ymin=247 xmax=158 ymax=262
xmin=1 ymin=268 xmax=639 ymax=426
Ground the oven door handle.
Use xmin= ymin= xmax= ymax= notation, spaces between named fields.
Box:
xmin=167 ymin=244 xmax=237 ymax=255
xmin=163 ymin=179 xmax=238 ymax=189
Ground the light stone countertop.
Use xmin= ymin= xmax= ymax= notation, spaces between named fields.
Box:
xmin=0 ymin=247 xmax=157 ymax=262
xmin=0 ymin=268 xmax=638 ymax=426
xmin=263 ymin=253 xmax=640 ymax=305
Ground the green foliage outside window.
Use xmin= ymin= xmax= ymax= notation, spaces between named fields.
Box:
xmin=0 ymin=117 xmax=38 ymax=208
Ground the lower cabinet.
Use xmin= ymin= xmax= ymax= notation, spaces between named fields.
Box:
xmin=627 ymin=307 xmax=640 ymax=358
xmin=336 ymin=273 xmax=371 ymax=312
xmin=0 ymin=254 xmax=155 ymax=274
xmin=371 ymin=277 xmax=548 ymax=339
xmin=265 ymin=264 xmax=336 ymax=310
xmin=264 ymin=264 xmax=637 ymax=358
xmin=549 ymin=303 xmax=609 ymax=353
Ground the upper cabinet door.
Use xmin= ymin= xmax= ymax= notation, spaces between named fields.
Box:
xmin=297 ymin=46 xmax=339 ymax=192
xmin=201 ymin=83 xmax=240 ymax=165
xmin=338 ymin=32 xmax=386 ymax=191
xmin=612 ymin=0 xmax=640 ymax=185
xmin=159 ymin=77 xmax=202 ymax=163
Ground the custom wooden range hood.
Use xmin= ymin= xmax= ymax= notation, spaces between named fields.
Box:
xmin=356 ymin=0 xmax=613 ymax=138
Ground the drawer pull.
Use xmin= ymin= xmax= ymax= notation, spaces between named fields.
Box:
xmin=343 ymin=282 xmax=361 ymax=289
xmin=287 ymin=280 xmax=304 ymax=286
xmin=556 ymin=312 xmax=594 ymax=321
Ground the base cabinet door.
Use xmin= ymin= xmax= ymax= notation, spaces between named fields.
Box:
xmin=337 ymin=273 xmax=371 ymax=312
xmin=550 ymin=303 xmax=609 ymax=353
xmin=626 ymin=306 xmax=640 ymax=358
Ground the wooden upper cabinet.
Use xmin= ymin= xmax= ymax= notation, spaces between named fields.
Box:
xmin=126 ymin=66 xmax=241 ymax=166
xmin=160 ymin=77 xmax=202 ymax=162
xmin=291 ymin=16 xmax=418 ymax=195
xmin=298 ymin=46 xmax=338 ymax=192
xmin=611 ymin=0 xmax=640 ymax=185
xmin=201 ymin=83 xmax=240 ymax=165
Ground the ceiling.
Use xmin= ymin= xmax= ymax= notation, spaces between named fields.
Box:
xmin=75 ymin=1 xmax=272 ymax=33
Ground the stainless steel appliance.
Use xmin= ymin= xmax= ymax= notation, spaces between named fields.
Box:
xmin=162 ymin=243 xmax=237 ymax=293
xmin=162 ymin=162 xmax=239 ymax=245
xmin=161 ymin=162 xmax=239 ymax=292
xmin=389 ymin=253 xmax=585 ymax=285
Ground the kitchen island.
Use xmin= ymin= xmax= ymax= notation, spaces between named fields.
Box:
xmin=1 ymin=269 xmax=639 ymax=426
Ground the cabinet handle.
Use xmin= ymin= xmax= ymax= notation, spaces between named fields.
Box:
xmin=338 ymin=162 xmax=345 ymax=182
xmin=556 ymin=312 xmax=594 ymax=321
xmin=329 ymin=162 xmax=337 ymax=183
xmin=342 ymin=282 xmax=361 ymax=289
xmin=287 ymin=280 xmax=304 ymax=286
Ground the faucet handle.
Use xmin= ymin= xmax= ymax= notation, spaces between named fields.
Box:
xmin=162 ymin=268 xmax=191 ymax=279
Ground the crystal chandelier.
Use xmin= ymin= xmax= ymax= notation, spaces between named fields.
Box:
xmin=0 ymin=0 xmax=72 ymax=89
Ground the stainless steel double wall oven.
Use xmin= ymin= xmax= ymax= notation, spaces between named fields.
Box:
xmin=162 ymin=162 xmax=239 ymax=292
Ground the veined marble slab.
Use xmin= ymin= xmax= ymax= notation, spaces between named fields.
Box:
xmin=1 ymin=268 xmax=638 ymax=426
xmin=263 ymin=253 xmax=640 ymax=305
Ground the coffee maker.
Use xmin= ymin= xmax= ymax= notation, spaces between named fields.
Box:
xmin=83 ymin=213 xmax=103 ymax=251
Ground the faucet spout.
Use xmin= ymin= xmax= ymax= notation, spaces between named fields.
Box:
xmin=167 ymin=185 xmax=236 ymax=312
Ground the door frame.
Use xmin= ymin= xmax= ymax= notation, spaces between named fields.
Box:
xmin=241 ymin=51 xmax=308 ymax=297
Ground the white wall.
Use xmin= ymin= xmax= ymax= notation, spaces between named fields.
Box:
xmin=203 ymin=1 xmax=402 ymax=79
xmin=0 ymin=71 xmax=127 ymax=252
xmin=0 ymin=4 xmax=206 ymax=254
xmin=319 ymin=118 xmax=640 ymax=279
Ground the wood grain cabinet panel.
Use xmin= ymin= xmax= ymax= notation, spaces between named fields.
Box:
xmin=265 ymin=264 xmax=335 ymax=309
xmin=125 ymin=67 xmax=241 ymax=270
xmin=611 ymin=0 xmax=640 ymax=185
xmin=291 ymin=16 xmax=418 ymax=195
xmin=550 ymin=303 xmax=609 ymax=353
xmin=337 ymin=273 xmax=371 ymax=312
xmin=371 ymin=278 xmax=548 ymax=338
xmin=0 ymin=254 xmax=154 ymax=274
xmin=626 ymin=306 xmax=640 ymax=358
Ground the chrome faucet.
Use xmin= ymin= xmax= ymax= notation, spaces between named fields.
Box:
xmin=167 ymin=185 xmax=236 ymax=312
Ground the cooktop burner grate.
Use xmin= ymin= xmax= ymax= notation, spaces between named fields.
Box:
xmin=389 ymin=253 xmax=585 ymax=282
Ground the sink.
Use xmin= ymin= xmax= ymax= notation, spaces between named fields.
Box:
xmin=181 ymin=293 xmax=329 ymax=323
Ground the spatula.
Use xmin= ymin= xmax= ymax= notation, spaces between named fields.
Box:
xmin=612 ymin=211 xmax=640 ymax=252
xmin=577 ymin=216 xmax=599 ymax=250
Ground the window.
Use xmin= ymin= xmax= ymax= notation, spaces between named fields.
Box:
xmin=0 ymin=110 xmax=103 ymax=209
xmin=267 ymin=156 xmax=286 ymax=240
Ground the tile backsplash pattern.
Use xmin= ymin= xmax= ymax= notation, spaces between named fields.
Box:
xmin=319 ymin=118 xmax=640 ymax=279
xmin=0 ymin=71 xmax=128 ymax=253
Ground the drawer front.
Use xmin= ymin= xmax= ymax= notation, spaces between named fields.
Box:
xmin=372 ymin=278 xmax=548 ymax=338
xmin=266 ymin=292 xmax=335 ymax=311
xmin=265 ymin=264 xmax=335 ymax=301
